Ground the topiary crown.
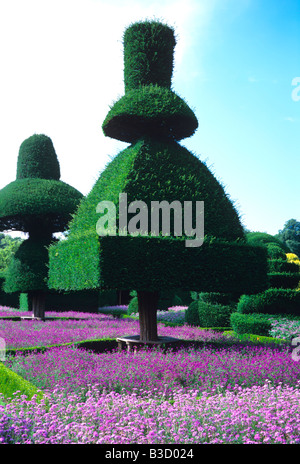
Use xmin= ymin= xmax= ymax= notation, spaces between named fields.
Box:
xmin=17 ymin=134 xmax=60 ymax=180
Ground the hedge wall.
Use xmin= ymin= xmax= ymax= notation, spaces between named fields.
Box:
xmin=49 ymin=234 xmax=268 ymax=295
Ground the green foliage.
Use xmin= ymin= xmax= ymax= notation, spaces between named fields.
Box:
xmin=127 ymin=296 xmax=138 ymax=315
xmin=0 ymin=271 xmax=19 ymax=307
xmin=266 ymin=244 xmax=286 ymax=260
xmin=49 ymin=234 xmax=268 ymax=295
xmin=246 ymin=233 xmax=300 ymax=291
xmin=0 ymin=234 xmax=23 ymax=271
xmin=48 ymin=231 xmax=100 ymax=291
xmin=102 ymin=86 xmax=198 ymax=142
xmin=0 ymin=362 xmax=43 ymax=401
xmin=159 ymin=289 xmax=191 ymax=308
xmin=19 ymin=293 xmax=30 ymax=311
xmin=277 ymin=219 xmax=300 ymax=256
xmin=0 ymin=134 xmax=83 ymax=300
xmin=123 ymin=20 xmax=176 ymax=92
xmin=197 ymin=301 xmax=233 ymax=327
xmin=0 ymin=179 xmax=83 ymax=233
xmin=49 ymin=20 xmax=268 ymax=301
xmin=237 ymin=288 xmax=300 ymax=316
xmin=268 ymin=259 xmax=299 ymax=273
xmin=17 ymin=134 xmax=60 ymax=180
xmin=103 ymin=21 xmax=197 ymax=143
xmin=224 ymin=330 xmax=285 ymax=345
xmin=63 ymin=138 xmax=245 ymax=242
xmin=19 ymin=289 xmax=100 ymax=313
xmin=268 ymin=272 xmax=300 ymax=289
xmin=246 ymin=231 xmax=290 ymax=253
xmin=230 ymin=312 xmax=272 ymax=337
xmin=185 ymin=301 xmax=199 ymax=326
xmin=197 ymin=292 xmax=237 ymax=305
xmin=98 ymin=290 xmax=119 ymax=308
xmin=4 ymin=239 xmax=50 ymax=293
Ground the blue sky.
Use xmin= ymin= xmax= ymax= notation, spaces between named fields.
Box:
xmin=0 ymin=0 xmax=299 ymax=236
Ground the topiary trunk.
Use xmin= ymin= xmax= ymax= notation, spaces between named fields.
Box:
xmin=137 ymin=290 xmax=159 ymax=342
xmin=31 ymin=290 xmax=46 ymax=320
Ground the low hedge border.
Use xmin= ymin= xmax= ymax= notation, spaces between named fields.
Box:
xmin=5 ymin=338 xmax=119 ymax=357
xmin=223 ymin=330 xmax=287 ymax=346
xmin=0 ymin=361 xmax=43 ymax=402
xmin=230 ymin=312 xmax=272 ymax=337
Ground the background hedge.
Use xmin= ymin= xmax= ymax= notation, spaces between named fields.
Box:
xmin=230 ymin=312 xmax=272 ymax=337
xmin=237 ymin=288 xmax=300 ymax=316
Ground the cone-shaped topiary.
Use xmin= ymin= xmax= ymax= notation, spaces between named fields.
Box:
xmin=0 ymin=134 xmax=83 ymax=319
xmin=49 ymin=20 xmax=268 ymax=342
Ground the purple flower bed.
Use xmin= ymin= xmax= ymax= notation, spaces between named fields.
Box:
xmin=0 ymin=316 xmax=231 ymax=349
xmin=1 ymin=306 xmax=300 ymax=444
xmin=1 ymin=381 xmax=300 ymax=444
xmin=5 ymin=345 xmax=299 ymax=397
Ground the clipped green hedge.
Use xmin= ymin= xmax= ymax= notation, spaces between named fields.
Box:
xmin=0 ymin=179 xmax=83 ymax=233
xmin=4 ymin=238 xmax=50 ymax=293
xmin=103 ymin=20 xmax=197 ymax=143
xmin=123 ymin=20 xmax=176 ymax=92
xmin=0 ymin=362 xmax=43 ymax=401
xmin=185 ymin=301 xmax=200 ymax=326
xmin=246 ymin=232 xmax=290 ymax=253
xmin=197 ymin=301 xmax=233 ymax=328
xmin=224 ymin=330 xmax=286 ymax=345
xmin=48 ymin=230 xmax=101 ymax=291
xmin=268 ymin=272 xmax=300 ymax=289
xmin=237 ymin=288 xmax=300 ymax=316
xmin=19 ymin=289 xmax=100 ymax=313
xmin=50 ymin=234 xmax=268 ymax=295
xmin=49 ymin=20 xmax=268 ymax=300
xmin=185 ymin=300 xmax=233 ymax=327
xmin=266 ymin=244 xmax=287 ymax=260
xmin=102 ymin=85 xmax=198 ymax=142
xmin=17 ymin=134 xmax=60 ymax=180
xmin=268 ymin=259 xmax=299 ymax=273
xmin=230 ymin=312 xmax=271 ymax=337
xmin=197 ymin=292 xmax=237 ymax=306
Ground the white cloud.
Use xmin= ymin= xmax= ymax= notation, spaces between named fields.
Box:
xmin=248 ymin=76 xmax=259 ymax=83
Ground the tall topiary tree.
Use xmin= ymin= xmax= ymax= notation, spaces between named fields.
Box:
xmin=49 ymin=20 xmax=268 ymax=343
xmin=0 ymin=134 xmax=83 ymax=319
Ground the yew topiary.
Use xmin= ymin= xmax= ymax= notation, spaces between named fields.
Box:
xmin=0 ymin=134 xmax=83 ymax=318
xmin=49 ymin=20 xmax=267 ymax=342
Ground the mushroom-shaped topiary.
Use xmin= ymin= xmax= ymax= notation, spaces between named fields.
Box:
xmin=49 ymin=21 xmax=268 ymax=343
xmin=0 ymin=134 xmax=83 ymax=319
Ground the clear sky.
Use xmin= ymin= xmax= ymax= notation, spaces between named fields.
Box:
xmin=0 ymin=0 xmax=299 ymax=237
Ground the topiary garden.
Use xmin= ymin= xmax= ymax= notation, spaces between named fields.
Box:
xmin=0 ymin=20 xmax=299 ymax=445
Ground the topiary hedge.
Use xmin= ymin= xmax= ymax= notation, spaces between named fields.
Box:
xmin=197 ymin=291 xmax=237 ymax=306
xmin=197 ymin=301 xmax=233 ymax=327
xmin=268 ymin=272 xmax=300 ymax=289
xmin=237 ymin=288 xmax=300 ymax=316
xmin=268 ymin=259 xmax=299 ymax=273
xmin=185 ymin=300 xmax=200 ymax=326
xmin=230 ymin=312 xmax=272 ymax=337
xmin=49 ymin=234 xmax=268 ymax=295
